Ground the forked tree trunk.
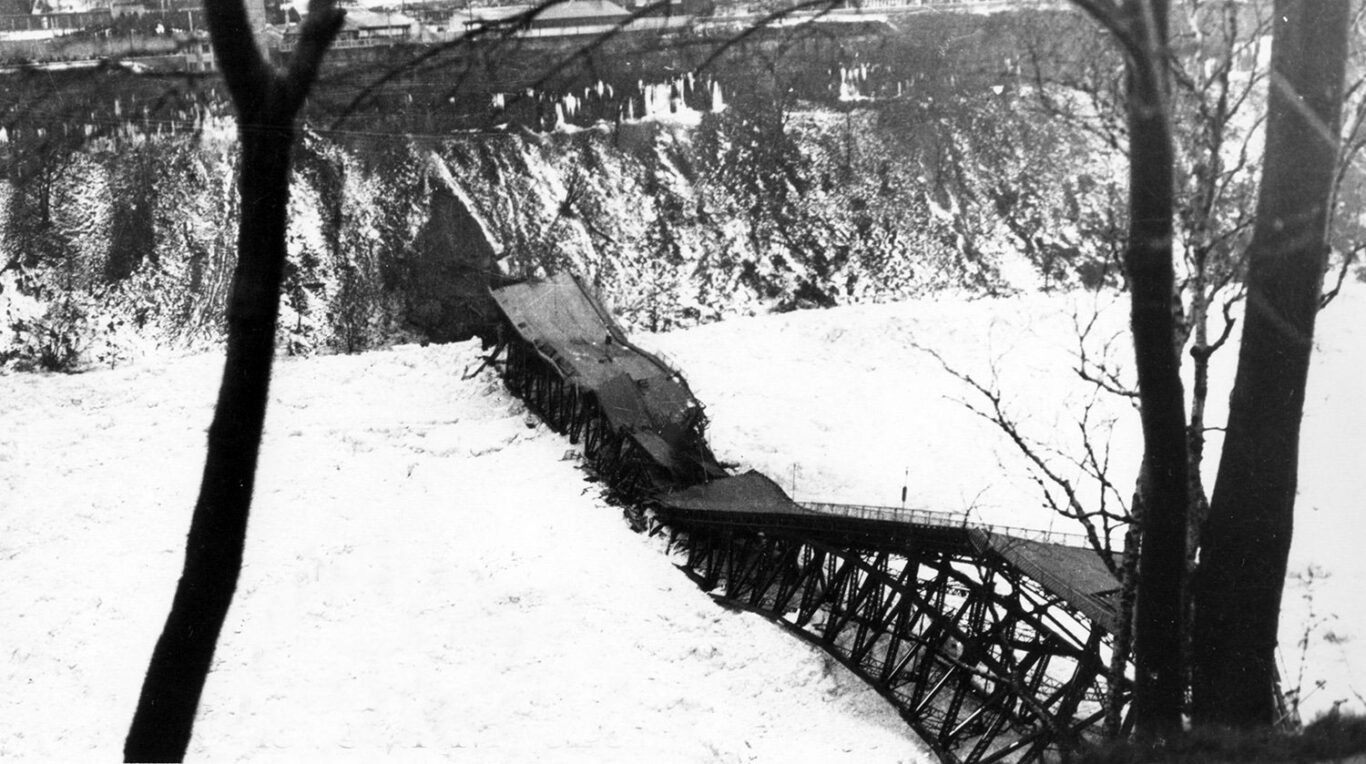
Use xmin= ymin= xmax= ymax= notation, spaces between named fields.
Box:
xmin=1115 ymin=0 xmax=1189 ymax=739
xmin=1068 ymin=0 xmax=1187 ymax=736
xmin=123 ymin=2 xmax=343 ymax=760
xmin=1192 ymin=0 xmax=1350 ymax=728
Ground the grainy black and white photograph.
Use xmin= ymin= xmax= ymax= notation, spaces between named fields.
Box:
xmin=2 ymin=0 xmax=1363 ymax=760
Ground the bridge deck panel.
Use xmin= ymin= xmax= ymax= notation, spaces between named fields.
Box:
xmin=655 ymin=472 xmax=975 ymax=554
xmin=656 ymin=471 xmax=814 ymax=516
xmin=491 ymin=273 xmax=667 ymax=389
xmin=969 ymin=531 xmax=1120 ymax=633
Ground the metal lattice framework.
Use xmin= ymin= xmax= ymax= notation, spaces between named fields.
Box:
xmin=654 ymin=518 xmax=1124 ymax=763
xmin=490 ymin=275 xmax=1132 ymax=762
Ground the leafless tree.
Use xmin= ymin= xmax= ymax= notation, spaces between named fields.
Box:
xmin=1193 ymin=0 xmax=1351 ymax=729
xmin=122 ymin=0 xmax=345 ymax=758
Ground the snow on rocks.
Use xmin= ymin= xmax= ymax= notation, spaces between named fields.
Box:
xmin=1 ymin=341 xmax=932 ymax=762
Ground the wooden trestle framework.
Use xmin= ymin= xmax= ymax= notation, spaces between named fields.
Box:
xmin=489 ymin=274 xmax=1131 ymax=763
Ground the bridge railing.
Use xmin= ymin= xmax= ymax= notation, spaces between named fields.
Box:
xmin=797 ymin=501 xmax=1092 ymax=548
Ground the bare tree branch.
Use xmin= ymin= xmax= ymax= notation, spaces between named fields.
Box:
xmin=912 ymin=341 xmax=1127 ymax=577
xmin=1321 ymin=241 xmax=1365 ymax=308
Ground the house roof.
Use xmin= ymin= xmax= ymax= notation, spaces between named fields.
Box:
xmin=534 ymin=0 xmax=627 ymax=21
xmin=342 ymin=8 xmax=413 ymax=29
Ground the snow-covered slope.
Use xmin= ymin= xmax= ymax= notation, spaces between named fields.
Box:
xmin=4 ymin=283 xmax=1361 ymax=759
xmin=645 ymin=290 xmax=1144 ymax=530
xmin=0 ymin=343 xmax=931 ymax=761
xmin=644 ymin=284 xmax=1366 ymax=723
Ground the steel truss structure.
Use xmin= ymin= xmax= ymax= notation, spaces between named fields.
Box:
xmin=655 ymin=518 xmax=1124 ymax=763
xmin=490 ymin=276 xmax=1131 ymax=763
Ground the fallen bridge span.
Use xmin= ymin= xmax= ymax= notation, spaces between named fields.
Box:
xmin=488 ymin=273 xmax=1131 ymax=763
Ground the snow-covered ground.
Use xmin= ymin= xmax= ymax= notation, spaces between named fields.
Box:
xmin=2 ymin=284 xmax=1361 ymax=761
xmin=647 ymin=290 xmax=1148 ymax=530
xmin=644 ymin=284 xmax=1366 ymax=723
xmin=1 ymin=345 xmax=930 ymax=761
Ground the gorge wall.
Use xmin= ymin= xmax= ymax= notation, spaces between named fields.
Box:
xmin=0 ymin=8 xmax=1124 ymax=371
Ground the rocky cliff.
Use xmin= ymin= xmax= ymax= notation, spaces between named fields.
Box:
xmin=0 ymin=10 xmax=1125 ymax=370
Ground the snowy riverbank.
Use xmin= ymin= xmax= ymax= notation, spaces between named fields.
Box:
xmin=1 ymin=343 xmax=930 ymax=762
xmin=645 ymin=285 xmax=1366 ymax=722
xmin=2 ymin=285 xmax=1361 ymax=760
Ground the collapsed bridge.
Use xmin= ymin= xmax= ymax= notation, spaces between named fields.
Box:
xmin=488 ymin=273 xmax=1131 ymax=763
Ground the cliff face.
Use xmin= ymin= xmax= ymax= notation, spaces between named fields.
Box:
xmin=408 ymin=152 xmax=506 ymax=343
xmin=0 ymin=7 xmax=1135 ymax=371
xmin=0 ymin=57 xmax=1120 ymax=371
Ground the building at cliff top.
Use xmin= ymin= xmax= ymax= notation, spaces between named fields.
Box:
xmin=0 ymin=0 xmax=112 ymax=41
xmin=278 ymin=7 xmax=414 ymax=51
xmin=461 ymin=0 xmax=693 ymax=39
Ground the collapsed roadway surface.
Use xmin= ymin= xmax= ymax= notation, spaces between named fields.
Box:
xmin=487 ymin=273 xmax=1131 ymax=764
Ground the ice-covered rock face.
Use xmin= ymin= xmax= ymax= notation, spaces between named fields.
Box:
xmin=406 ymin=151 xmax=506 ymax=344
xmin=1 ymin=64 xmax=1123 ymax=370
xmin=3 ymin=7 xmax=1166 ymax=371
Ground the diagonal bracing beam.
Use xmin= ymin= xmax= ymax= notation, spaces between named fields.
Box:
xmin=657 ymin=521 xmax=1128 ymax=764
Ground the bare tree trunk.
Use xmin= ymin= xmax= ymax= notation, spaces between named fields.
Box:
xmin=1106 ymin=518 xmax=1142 ymax=737
xmin=1068 ymin=0 xmax=1187 ymax=736
xmin=123 ymin=2 xmax=343 ymax=760
xmin=1115 ymin=0 xmax=1189 ymax=739
xmin=1192 ymin=0 xmax=1350 ymax=729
